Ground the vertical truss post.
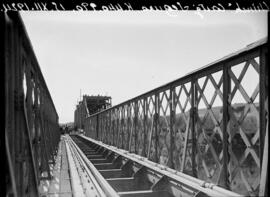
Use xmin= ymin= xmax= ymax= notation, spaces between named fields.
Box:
xmin=6 ymin=17 xmax=16 ymax=196
xmin=90 ymin=118 xmax=92 ymax=137
xmin=112 ymin=111 xmax=115 ymax=146
xmin=106 ymin=114 xmax=108 ymax=144
xmin=15 ymin=39 xmax=23 ymax=195
xmin=259 ymin=48 xmax=267 ymax=166
xmin=114 ymin=109 xmax=117 ymax=146
xmin=191 ymin=77 xmax=198 ymax=177
xmin=124 ymin=104 xmax=130 ymax=150
xmin=21 ymin=62 xmax=39 ymax=195
xmin=99 ymin=115 xmax=102 ymax=141
xmin=104 ymin=114 xmax=106 ymax=143
xmin=96 ymin=114 xmax=99 ymax=140
xmin=124 ymin=107 xmax=126 ymax=149
xmin=169 ymin=86 xmax=175 ymax=169
xmin=154 ymin=93 xmax=159 ymax=163
xmin=13 ymin=26 xmax=21 ymax=196
xmin=126 ymin=106 xmax=128 ymax=149
xmin=143 ymin=97 xmax=147 ymax=157
xmin=128 ymin=103 xmax=131 ymax=151
xmin=100 ymin=114 xmax=103 ymax=142
xmin=147 ymin=107 xmax=154 ymax=160
xmin=5 ymin=17 xmax=18 ymax=196
xmin=222 ymin=64 xmax=230 ymax=189
xmin=106 ymin=112 xmax=108 ymax=144
xmin=259 ymin=47 xmax=268 ymax=196
xmin=121 ymin=107 xmax=124 ymax=149
xmin=103 ymin=114 xmax=106 ymax=142
xmin=102 ymin=115 xmax=104 ymax=142
xmin=14 ymin=41 xmax=23 ymax=194
xmin=115 ymin=109 xmax=118 ymax=147
xmin=109 ymin=111 xmax=112 ymax=145
xmin=116 ymin=111 xmax=118 ymax=147
xmin=85 ymin=117 xmax=87 ymax=136
xmin=103 ymin=114 xmax=105 ymax=143
xmin=134 ymin=100 xmax=138 ymax=154
xmin=117 ymin=109 xmax=120 ymax=148
xmin=119 ymin=109 xmax=121 ymax=148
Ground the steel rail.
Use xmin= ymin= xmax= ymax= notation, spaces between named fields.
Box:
xmin=73 ymin=134 xmax=243 ymax=197
xmin=66 ymin=136 xmax=107 ymax=197
xmin=67 ymin=135 xmax=119 ymax=197
xmin=68 ymin=140 xmax=93 ymax=196
xmin=65 ymin=136 xmax=85 ymax=197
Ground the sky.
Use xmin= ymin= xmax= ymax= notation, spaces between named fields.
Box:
xmin=20 ymin=11 xmax=267 ymax=124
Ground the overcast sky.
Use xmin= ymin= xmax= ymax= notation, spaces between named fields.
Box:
xmin=20 ymin=11 xmax=267 ymax=124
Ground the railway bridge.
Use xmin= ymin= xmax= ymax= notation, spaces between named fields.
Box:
xmin=5 ymin=12 xmax=268 ymax=197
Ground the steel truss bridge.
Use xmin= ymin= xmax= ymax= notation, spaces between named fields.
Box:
xmin=5 ymin=12 xmax=268 ymax=197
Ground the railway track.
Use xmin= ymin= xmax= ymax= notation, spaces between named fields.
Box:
xmin=68 ymin=134 xmax=243 ymax=197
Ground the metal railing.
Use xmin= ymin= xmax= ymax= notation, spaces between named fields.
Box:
xmin=84 ymin=37 xmax=268 ymax=196
xmin=5 ymin=12 xmax=60 ymax=197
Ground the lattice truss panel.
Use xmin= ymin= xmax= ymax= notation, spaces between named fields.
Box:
xmin=5 ymin=14 xmax=60 ymax=196
xmin=112 ymin=108 xmax=119 ymax=146
xmin=89 ymin=116 xmax=97 ymax=139
xmin=98 ymin=113 xmax=103 ymax=141
xmin=100 ymin=113 xmax=106 ymax=143
xmin=158 ymin=89 xmax=171 ymax=166
xmin=116 ymin=107 xmax=122 ymax=148
xmin=195 ymin=71 xmax=224 ymax=184
xmin=83 ymin=40 xmax=268 ymax=197
xmin=22 ymin=55 xmax=59 ymax=184
xmin=173 ymin=82 xmax=193 ymax=174
xmin=129 ymin=102 xmax=136 ymax=153
xmin=122 ymin=104 xmax=129 ymax=150
xmin=105 ymin=111 xmax=110 ymax=145
xmin=23 ymin=62 xmax=46 ymax=188
xmin=107 ymin=110 xmax=113 ymax=145
xmin=136 ymin=99 xmax=145 ymax=156
xmin=118 ymin=105 xmax=127 ymax=149
xmin=228 ymin=57 xmax=261 ymax=196
xmin=146 ymin=94 xmax=156 ymax=162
